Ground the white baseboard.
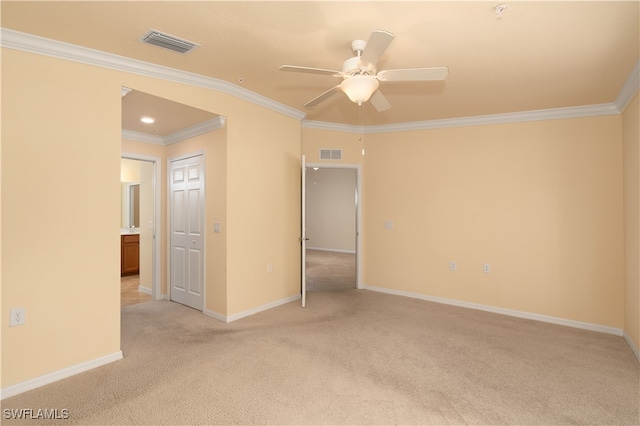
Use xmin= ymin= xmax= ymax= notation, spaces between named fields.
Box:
xmin=138 ymin=286 xmax=152 ymax=295
xmin=623 ymin=331 xmax=640 ymax=362
xmin=363 ymin=285 xmax=624 ymax=337
xmin=1 ymin=351 xmax=123 ymax=400
xmin=306 ymin=247 xmax=356 ymax=254
xmin=203 ymin=308 xmax=226 ymax=322
xmin=204 ymin=294 xmax=301 ymax=323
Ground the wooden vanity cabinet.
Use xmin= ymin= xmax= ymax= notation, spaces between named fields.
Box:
xmin=121 ymin=234 xmax=140 ymax=276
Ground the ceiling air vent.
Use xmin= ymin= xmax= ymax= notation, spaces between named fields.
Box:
xmin=138 ymin=29 xmax=200 ymax=54
xmin=320 ymin=149 xmax=342 ymax=160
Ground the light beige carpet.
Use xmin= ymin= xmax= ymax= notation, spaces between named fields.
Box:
xmin=2 ymin=290 xmax=639 ymax=425
xmin=306 ymin=249 xmax=356 ymax=291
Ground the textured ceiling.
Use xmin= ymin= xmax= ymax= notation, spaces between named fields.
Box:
xmin=2 ymin=1 xmax=639 ymax=131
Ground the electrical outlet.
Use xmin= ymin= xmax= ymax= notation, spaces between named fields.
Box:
xmin=483 ymin=263 xmax=491 ymax=273
xmin=449 ymin=261 xmax=457 ymax=272
xmin=10 ymin=307 xmax=26 ymax=327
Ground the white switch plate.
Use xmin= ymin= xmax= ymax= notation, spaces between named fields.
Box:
xmin=449 ymin=261 xmax=457 ymax=272
xmin=10 ymin=307 xmax=25 ymax=327
xmin=214 ymin=222 xmax=221 ymax=233
xmin=384 ymin=220 xmax=394 ymax=230
xmin=483 ymin=263 xmax=491 ymax=273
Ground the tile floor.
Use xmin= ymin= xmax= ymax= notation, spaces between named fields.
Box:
xmin=121 ymin=275 xmax=152 ymax=307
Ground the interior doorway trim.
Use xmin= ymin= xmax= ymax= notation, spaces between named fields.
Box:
xmin=305 ymin=162 xmax=363 ymax=289
xmin=121 ymin=152 xmax=162 ymax=300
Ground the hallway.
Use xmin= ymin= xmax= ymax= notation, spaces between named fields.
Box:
xmin=306 ymin=249 xmax=356 ymax=291
xmin=121 ymin=275 xmax=152 ymax=307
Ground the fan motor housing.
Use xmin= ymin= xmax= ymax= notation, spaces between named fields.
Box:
xmin=342 ymin=56 xmax=376 ymax=77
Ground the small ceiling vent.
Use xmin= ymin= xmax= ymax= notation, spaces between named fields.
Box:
xmin=138 ymin=29 xmax=200 ymax=54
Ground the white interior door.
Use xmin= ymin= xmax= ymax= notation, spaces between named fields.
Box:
xmin=301 ymin=155 xmax=307 ymax=307
xmin=170 ymin=155 xmax=204 ymax=310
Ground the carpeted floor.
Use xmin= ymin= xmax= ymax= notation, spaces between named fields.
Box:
xmin=306 ymin=249 xmax=356 ymax=291
xmin=2 ymin=289 xmax=638 ymax=425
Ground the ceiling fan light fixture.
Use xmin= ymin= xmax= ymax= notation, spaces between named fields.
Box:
xmin=340 ymin=75 xmax=379 ymax=105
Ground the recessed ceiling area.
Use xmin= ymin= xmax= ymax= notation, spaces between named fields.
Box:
xmin=121 ymin=90 xmax=218 ymax=138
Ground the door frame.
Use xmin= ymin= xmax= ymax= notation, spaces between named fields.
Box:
xmin=121 ymin=152 xmax=162 ymax=300
xmin=304 ymin=162 xmax=363 ymax=289
xmin=167 ymin=151 xmax=206 ymax=311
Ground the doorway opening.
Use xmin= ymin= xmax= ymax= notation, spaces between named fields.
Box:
xmin=120 ymin=155 xmax=161 ymax=305
xmin=304 ymin=164 xmax=362 ymax=292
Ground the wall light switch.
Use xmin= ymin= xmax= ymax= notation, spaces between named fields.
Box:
xmin=214 ymin=222 xmax=221 ymax=233
xmin=483 ymin=263 xmax=491 ymax=273
xmin=449 ymin=261 xmax=457 ymax=272
xmin=384 ymin=220 xmax=394 ymax=230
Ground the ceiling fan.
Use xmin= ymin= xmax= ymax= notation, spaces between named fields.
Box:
xmin=279 ymin=30 xmax=448 ymax=112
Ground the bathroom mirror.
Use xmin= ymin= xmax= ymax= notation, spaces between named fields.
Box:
xmin=121 ymin=182 xmax=140 ymax=228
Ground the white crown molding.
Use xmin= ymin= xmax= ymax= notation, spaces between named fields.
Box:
xmin=614 ymin=59 xmax=640 ymax=113
xmin=3 ymin=28 xmax=636 ymax=134
xmin=303 ymin=103 xmax=621 ymax=134
xmin=305 ymin=61 xmax=638 ymax=134
xmin=364 ymin=285 xmax=624 ymax=337
xmin=163 ymin=116 xmax=226 ymax=145
xmin=301 ymin=120 xmax=364 ymax=134
xmin=361 ymin=103 xmax=620 ymax=134
xmin=121 ymin=129 xmax=164 ymax=145
xmin=0 ymin=28 xmax=306 ymax=121
xmin=122 ymin=116 xmax=226 ymax=145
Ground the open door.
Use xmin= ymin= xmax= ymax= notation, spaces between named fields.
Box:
xmin=301 ymin=155 xmax=307 ymax=307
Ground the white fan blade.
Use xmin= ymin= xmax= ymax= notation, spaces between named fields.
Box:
xmin=377 ymin=67 xmax=449 ymax=82
xmin=361 ymin=30 xmax=395 ymax=65
xmin=279 ymin=65 xmax=341 ymax=76
xmin=369 ymin=90 xmax=391 ymax=112
xmin=304 ymin=85 xmax=341 ymax=108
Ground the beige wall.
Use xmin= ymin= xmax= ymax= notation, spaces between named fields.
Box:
xmin=2 ymin=42 xmax=636 ymax=393
xmin=2 ymin=50 xmax=122 ymax=387
xmin=120 ymin=158 xmax=141 ymax=183
xmin=225 ymin=103 xmax=301 ymax=314
xmin=2 ymin=49 xmax=302 ymax=389
xmin=363 ymin=116 xmax=624 ymax=328
xmin=301 ymin=127 xmax=365 ymax=164
xmin=623 ymin=91 xmax=640 ymax=353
